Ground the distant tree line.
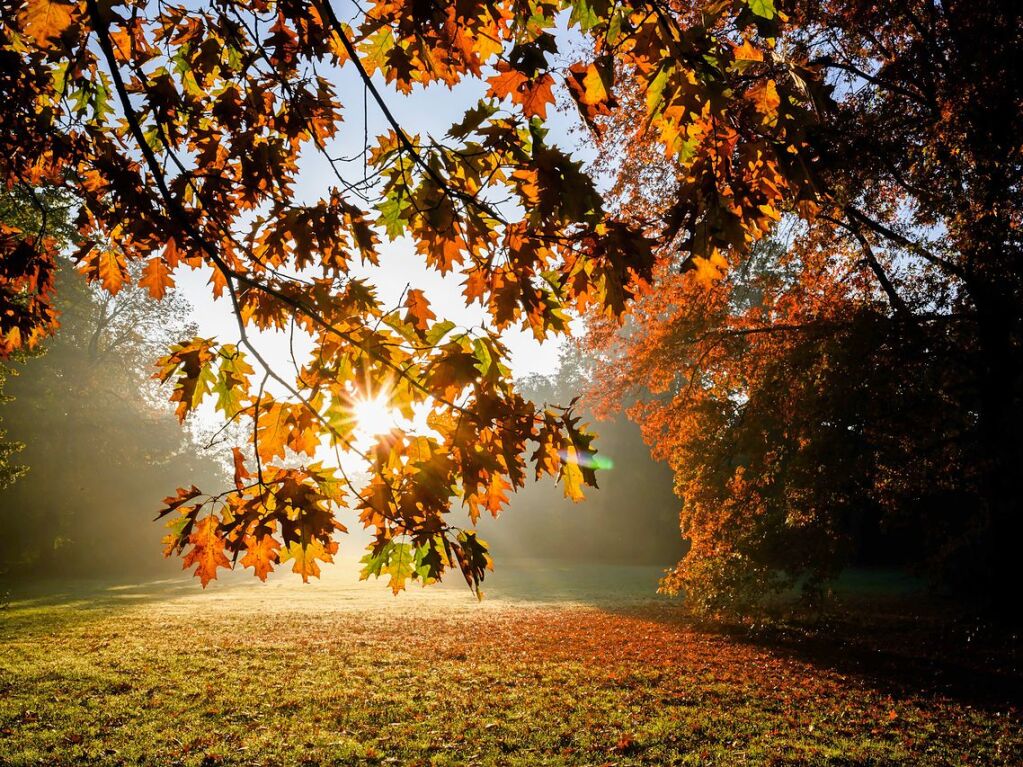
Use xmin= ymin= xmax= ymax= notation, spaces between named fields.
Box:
xmin=479 ymin=348 xmax=685 ymax=568
xmin=0 ymin=192 xmax=225 ymax=576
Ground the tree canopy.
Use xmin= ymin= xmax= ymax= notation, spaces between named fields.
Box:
xmin=2 ymin=0 xmax=673 ymax=592
xmin=0 ymin=187 xmax=225 ymax=574
xmin=2 ymin=0 xmax=1020 ymax=602
xmin=585 ymin=1 xmax=1022 ymax=609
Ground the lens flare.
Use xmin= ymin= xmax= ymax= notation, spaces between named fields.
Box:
xmin=557 ymin=449 xmax=614 ymax=471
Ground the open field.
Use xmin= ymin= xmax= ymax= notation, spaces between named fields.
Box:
xmin=1 ymin=561 xmax=1020 ymax=766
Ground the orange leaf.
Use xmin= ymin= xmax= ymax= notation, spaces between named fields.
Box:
xmin=692 ymin=251 xmax=729 ymax=286
xmin=462 ymin=268 xmax=488 ymax=303
xmin=138 ymin=257 xmax=175 ymax=300
xmin=403 ymin=288 xmax=436 ymax=331
xmin=487 ymin=65 xmax=556 ymax=119
xmin=209 ymin=265 xmax=230 ymax=298
xmin=99 ymin=251 xmax=128 ymax=294
xmin=163 ymin=237 xmax=182 ymax=268
xmin=80 ymin=249 xmax=129 ymax=294
xmin=231 ymin=447 xmax=251 ymax=490
xmin=241 ymin=534 xmax=281 ymax=581
xmin=748 ymin=79 xmax=780 ymax=121
xmin=182 ymin=516 xmax=230 ymax=588
xmin=482 ymin=473 xmax=510 ymax=516
xmin=733 ymin=39 xmax=764 ymax=63
xmin=520 ymin=74 xmax=556 ymax=119
xmin=19 ymin=0 xmax=75 ymax=49
xmin=486 ymin=65 xmax=528 ymax=100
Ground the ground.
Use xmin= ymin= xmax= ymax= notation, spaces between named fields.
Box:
xmin=0 ymin=561 xmax=1020 ymax=766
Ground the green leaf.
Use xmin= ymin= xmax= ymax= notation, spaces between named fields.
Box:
xmin=360 ymin=27 xmax=395 ymax=73
xmin=568 ymin=0 xmax=600 ymax=32
xmin=473 ymin=337 xmax=493 ymax=377
xmin=50 ymin=61 xmax=69 ymax=95
xmin=382 ymin=312 xmax=421 ymax=344
xmin=376 ymin=194 xmax=411 ymax=239
xmin=413 ymin=537 xmax=447 ymax=583
xmin=359 ymin=540 xmax=415 ymax=594
xmin=747 ymin=0 xmax=776 ymax=20
xmin=213 ymin=345 xmax=252 ymax=417
xmin=605 ymin=8 xmax=624 ymax=44
xmin=425 ymin=320 xmax=456 ymax=346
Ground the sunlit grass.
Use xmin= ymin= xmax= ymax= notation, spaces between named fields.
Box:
xmin=0 ymin=562 xmax=1019 ymax=766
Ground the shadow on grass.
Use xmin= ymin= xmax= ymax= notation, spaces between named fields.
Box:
xmin=0 ymin=575 xmax=206 ymax=635
xmin=604 ymin=588 xmax=1022 ymax=713
xmin=4 ymin=562 xmax=1019 ymax=715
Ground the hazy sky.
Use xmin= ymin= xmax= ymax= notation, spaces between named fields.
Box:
xmin=176 ymin=23 xmax=594 ymax=380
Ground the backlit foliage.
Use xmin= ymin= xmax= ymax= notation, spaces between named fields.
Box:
xmin=5 ymin=0 xmax=1018 ymax=600
xmin=585 ymin=1 xmax=1023 ymax=610
xmin=3 ymin=0 xmax=696 ymax=592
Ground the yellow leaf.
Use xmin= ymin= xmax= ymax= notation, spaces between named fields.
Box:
xmin=578 ymin=63 xmax=609 ymax=105
xmin=281 ymin=539 xmax=334 ymax=583
xmin=561 ymin=446 xmax=585 ymax=502
xmin=326 ymin=24 xmax=352 ymax=65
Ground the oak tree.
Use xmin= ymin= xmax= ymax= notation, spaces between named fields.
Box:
xmin=584 ymin=1 xmax=1023 ymax=610
xmin=2 ymin=0 xmax=667 ymax=592
xmin=5 ymin=0 xmax=1018 ymax=606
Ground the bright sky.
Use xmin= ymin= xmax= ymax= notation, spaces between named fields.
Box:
xmin=175 ymin=19 xmax=595 ymax=381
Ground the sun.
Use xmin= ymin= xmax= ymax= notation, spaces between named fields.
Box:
xmin=351 ymin=394 xmax=398 ymax=441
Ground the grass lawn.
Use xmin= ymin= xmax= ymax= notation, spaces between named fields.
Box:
xmin=0 ymin=561 xmax=1020 ymax=766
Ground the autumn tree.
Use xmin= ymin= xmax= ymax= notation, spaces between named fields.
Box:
xmin=0 ymin=366 xmax=26 ymax=492
xmin=0 ymin=185 xmax=223 ymax=573
xmin=4 ymin=0 xmax=1018 ymax=604
xmin=585 ymin=1 xmax=1023 ymax=610
xmin=0 ymin=187 xmax=74 ymax=494
xmin=2 ymin=0 xmax=663 ymax=591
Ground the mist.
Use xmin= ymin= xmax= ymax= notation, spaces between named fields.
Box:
xmin=0 ymin=264 xmax=226 ymax=578
xmin=478 ymin=368 xmax=684 ymax=570
xmin=0 ymin=265 xmax=682 ymax=585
